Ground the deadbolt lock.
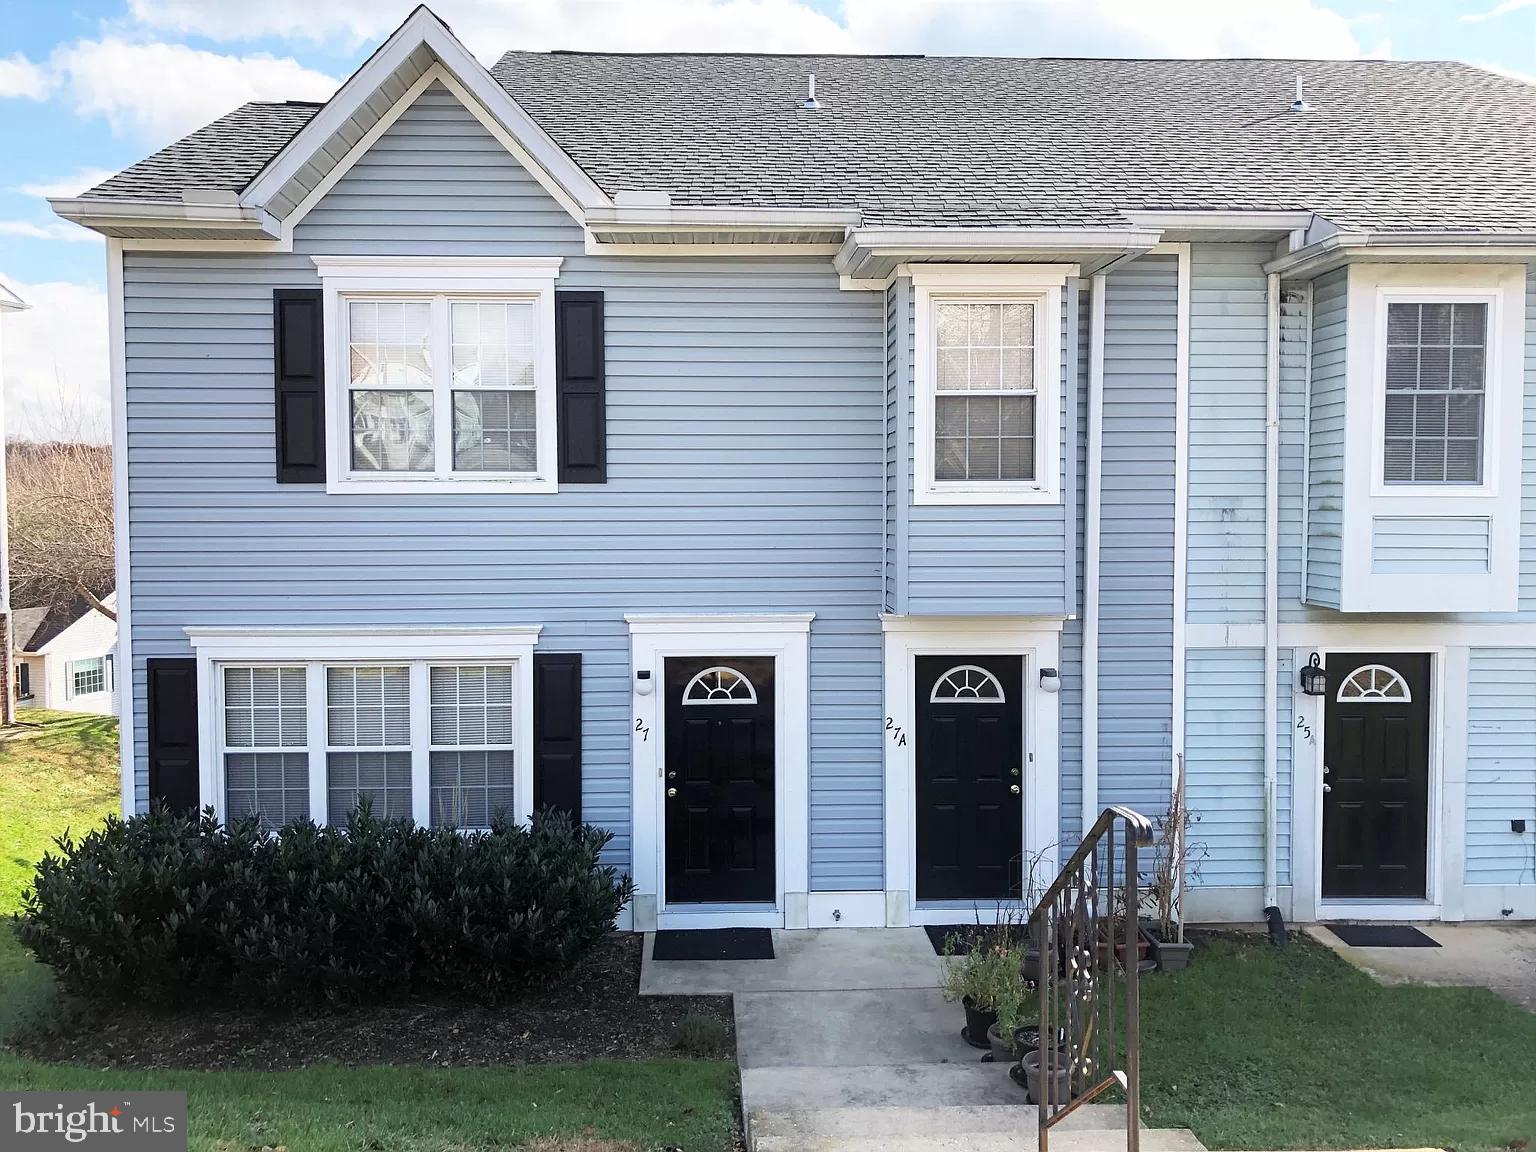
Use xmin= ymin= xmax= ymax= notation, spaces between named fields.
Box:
xmin=1010 ymin=767 xmax=1020 ymax=777
xmin=667 ymin=770 xmax=677 ymax=779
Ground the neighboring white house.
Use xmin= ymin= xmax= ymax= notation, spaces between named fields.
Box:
xmin=12 ymin=593 xmax=118 ymax=715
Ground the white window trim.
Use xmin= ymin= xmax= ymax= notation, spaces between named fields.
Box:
xmin=312 ymin=257 xmax=563 ymax=495
xmin=1370 ymin=285 xmax=1502 ymax=500
xmin=912 ymin=265 xmax=1068 ymax=506
xmin=1340 ymin=263 xmax=1526 ymax=613
xmin=187 ymin=626 xmax=540 ymax=828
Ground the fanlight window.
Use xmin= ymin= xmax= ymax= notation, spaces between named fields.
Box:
xmin=682 ymin=666 xmax=758 ymax=705
xmin=930 ymin=665 xmax=1006 ymax=703
xmin=1336 ymin=664 xmax=1412 ymax=703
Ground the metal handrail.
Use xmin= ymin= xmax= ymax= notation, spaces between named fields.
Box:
xmin=1027 ymin=805 xmax=1154 ymax=1152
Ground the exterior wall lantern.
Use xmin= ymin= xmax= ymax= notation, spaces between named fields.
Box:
xmin=1299 ymin=653 xmax=1327 ymax=697
xmin=1039 ymin=667 xmax=1060 ymax=694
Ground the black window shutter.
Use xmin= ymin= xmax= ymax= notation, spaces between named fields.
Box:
xmin=533 ymin=653 xmax=582 ymax=822
xmin=147 ymin=657 xmax=200 ymax=814
xmin=555 ymin=291 xmax=606 ymax=483
xmin=274 ymin=288 xmax=326 ymax=484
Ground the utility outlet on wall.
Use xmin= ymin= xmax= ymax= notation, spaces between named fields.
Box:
xmin=1513 ymin=818 xmax=1528 ymax=834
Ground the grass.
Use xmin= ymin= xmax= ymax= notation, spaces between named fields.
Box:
xmin=0 ymin=711 xmax=741 ymax=1152
xmin=1140 ymin=932 xmax=1536 ymax=1151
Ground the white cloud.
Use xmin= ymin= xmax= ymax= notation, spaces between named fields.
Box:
xmin=1 ymin=280 xmax=111 ymax=443
xmin=17 ymin=169 xmax=120 ymax=201
xmin=0 ymin=53 xmax=49 ymax=99
xmin=50 ymin=39 xmax=338 ymax=145
xmin=0 ymin=220 xmax=101 ymax=244
xmin=1462 ymin=0 xmax=1535 ymax=22
xmin=126 ymin=0 xmax=1365 ymax=59
xmin=0 ymin=52 xmax=51 ymax=99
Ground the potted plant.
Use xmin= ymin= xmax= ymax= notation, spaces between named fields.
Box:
xmin=1019 ymin=1047 xmax=1076 ymax=1106
xmin=986 ymin=973 xmax=1040 ymax=1065
xmin=941 ymin=933 xmax=1020 ymax=1048
xmin=1140 ymin=762 xmax=1207 ymax=972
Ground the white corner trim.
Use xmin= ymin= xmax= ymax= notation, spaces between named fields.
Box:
xmin=107 ymin=238 xmax=134 ymax=818
xmin=1171 ymin=242 xmax=1190 ymax=798
xmin=245 ymin=12 xmax=608 ymax=222
xmin=912 ymin=274 xmax=1065 ymax=507
xmin=881 ymin=620 xmax=1061 ymax=927
xmin=626 ymin=614 xmax=812 ymax=930
xmin=1082 ymin=272 xmax=1105 ymax=834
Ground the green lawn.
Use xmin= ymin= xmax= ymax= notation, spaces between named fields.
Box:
xmin=1141 ymin=933 xmax=1536 ymax=1151
xmin=0 ymin=711 xmax=740 ymax=1152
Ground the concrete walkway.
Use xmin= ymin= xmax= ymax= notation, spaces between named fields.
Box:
xmin=1309 ymin=922 xmax=1536 ymax=1011
xmin=642 ymin=927 xmax=1206 ymax=1151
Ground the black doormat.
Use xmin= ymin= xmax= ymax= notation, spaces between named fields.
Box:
xmin=924 ymin=923 xmax=1011 ymax=956
xmin=652 ymin=927 xmax=775 ymax=961
xmin=1326 ymin=923 xmax=1440 ymax=948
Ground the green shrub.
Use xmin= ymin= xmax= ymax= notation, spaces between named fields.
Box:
xmin=15 ymin=805 xmax=634 ymax=1008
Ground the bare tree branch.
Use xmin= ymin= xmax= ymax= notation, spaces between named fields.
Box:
xmin=7 ymin=440 xmax=114 ymax=620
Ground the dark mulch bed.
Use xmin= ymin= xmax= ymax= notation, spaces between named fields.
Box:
xmin=16 ymin=934 xmax=734 ymax=1071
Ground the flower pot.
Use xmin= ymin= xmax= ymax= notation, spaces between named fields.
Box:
xmin=962 ymin=996 xmax=996 ymax=1049
xmin=1021 ymin=1048 xmax=1074 ymax=1107
xmin=987 ymin=1021 xmax=1041 ymax=1063
xmin=1096 ymin=928 xmax=1154 ymax=971
xmin=1020 ymin=947 xmax=1042 ymax=984
xmin=1152 ymin=937 xmax=1194 ymax=972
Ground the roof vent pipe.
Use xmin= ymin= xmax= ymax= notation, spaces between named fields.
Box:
xmin=1290 ymin=74 xmax=1312 ymax=113
xmin=802 ymin=73 xmax=821 ymax=110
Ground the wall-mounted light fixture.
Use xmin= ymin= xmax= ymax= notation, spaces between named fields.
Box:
xmin=1299 ymin=653 xmax=1327 ymax=697
xmin=635 ymin=669 xmax=655 ymax=696
xmin=1039 ymin=667 xmax=1060 ymax=694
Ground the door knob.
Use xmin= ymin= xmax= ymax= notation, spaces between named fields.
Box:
xmin=666 ymin=787 xmax=678 ymax=798
xmin=1322 ymin=783 xmax=1331 ymax=794
xmin=1010 ymin=784 xmax=1021 ymax=795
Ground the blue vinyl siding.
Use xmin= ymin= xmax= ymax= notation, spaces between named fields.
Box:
xmin=904 ymin=288 xmax=1072 ymax=615
xmin=1097 ymin=255 xmax=1178 ymax=815
xmin=1187 ymin=243 xmax=1268 ymax=625
xmin=1305 ymin=268 xmax=1346 ymax=608
xmin=1185 ymin=649 xmax=1265 ymax=888
xmin=124 ymin=82 xmax=886 ymax=890
xmin=1371 ymin=516 xmax=1492 ymax=574
xmin=1466 ymin=648 xmax=1536 ymax=886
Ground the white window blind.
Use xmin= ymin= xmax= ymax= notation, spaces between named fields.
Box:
xmin=1383 ymin=301 xmax=1486 ymax=485
xmin=429 ymin=665 xmax=517 ymax=829
xmin=325 ymin=666 xmax=413 ymax=821
xmin=933 ymin=301 xmax=1037 ymax=482
xmin=222 ymin=666 xmax=309 ymax=830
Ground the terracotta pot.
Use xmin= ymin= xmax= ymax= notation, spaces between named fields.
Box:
xmin=962 ymin=996 xmax=996 ymax=1049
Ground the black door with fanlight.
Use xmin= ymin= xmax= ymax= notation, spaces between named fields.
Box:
xmin=664 ymin=656 xmax=775 ymax=904
xmin=1322 ymin=652 xmax=1431 ymax=899
xmin=915 ymin=656 xmax=1024 ymax=901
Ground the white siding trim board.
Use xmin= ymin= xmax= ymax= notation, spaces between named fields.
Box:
xmin=109 ymin=237 xmax=134 ymax=816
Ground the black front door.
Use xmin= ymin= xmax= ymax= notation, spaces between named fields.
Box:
xmin=664 ymin=656 xmax=775 ymax=904
xmin=915 ymin=656 xmax=1024 ymax=901
xmin=1322 ymin=652 xmax=1431 ymax=899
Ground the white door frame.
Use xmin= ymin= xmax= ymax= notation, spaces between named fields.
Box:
xmin=626 ymin=614 xmax=812 ymax=932
xmin=1292 ymin=644 xmax=1446 ymax=921
xmin=881 ymin=615 xmax=1062 ymax=927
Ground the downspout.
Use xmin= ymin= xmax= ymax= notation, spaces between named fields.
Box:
xmin=1082 ymin=274 xmax=1105 ymax=834
xmin=1263 ymin=271 xmax=1282 ymax=911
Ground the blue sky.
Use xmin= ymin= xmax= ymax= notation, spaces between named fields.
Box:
xmin=1 ymin=0 xmax=1533 ymax=437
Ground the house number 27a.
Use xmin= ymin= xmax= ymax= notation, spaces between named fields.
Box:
xmin=885 ymin=717 xmax=907 ymax=747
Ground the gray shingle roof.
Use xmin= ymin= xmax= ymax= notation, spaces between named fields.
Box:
xmin=81 ymin=54 xmax=1536 ymax=232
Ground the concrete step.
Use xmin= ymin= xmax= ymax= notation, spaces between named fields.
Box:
xmin=748 ymin=1104 xmax=1206 ymax=1152
xmin=741 ymin=1061 xmax=1023 ymax=1112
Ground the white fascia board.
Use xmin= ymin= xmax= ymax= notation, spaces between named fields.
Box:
xmin=585 ymin=205 xmax=861 ymax=230
xmin=1124 ymin=210 xmax=1316 ymax=236
xmin=241 ymin=7 xmax=609 ymax=218
xmin=49 ymin=197 xmax=279 ymax=239
xmin=0 ymin=279 xmax=27 ymax=311
xmin=835 ymin=226 xmax=1162 ymax=278
xmin=1266 ymin=231 xmax=1536 ymax=278
xmin=310 ymin=255 xmax=563 ymax=283
xmin=185 ymin=625 xmax=542 ymax=661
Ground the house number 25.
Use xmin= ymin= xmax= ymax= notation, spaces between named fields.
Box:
xmin=1295 ymin=715 xmax=1314 ymax=745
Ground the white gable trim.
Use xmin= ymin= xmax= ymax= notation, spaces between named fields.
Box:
xmin=244 ymin=7 xmax=608 ymax=227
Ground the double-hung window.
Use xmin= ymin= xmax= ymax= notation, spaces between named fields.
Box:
xmin=315 ymin=257 xmax=561 ymax=493
xmin=1382 ymin=300 xmax=1487 ymax=485
xmin=195 ymin=627 xmax=541 ymax=834
xmin=913 ymin=268 xmax=1064 ymax=505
